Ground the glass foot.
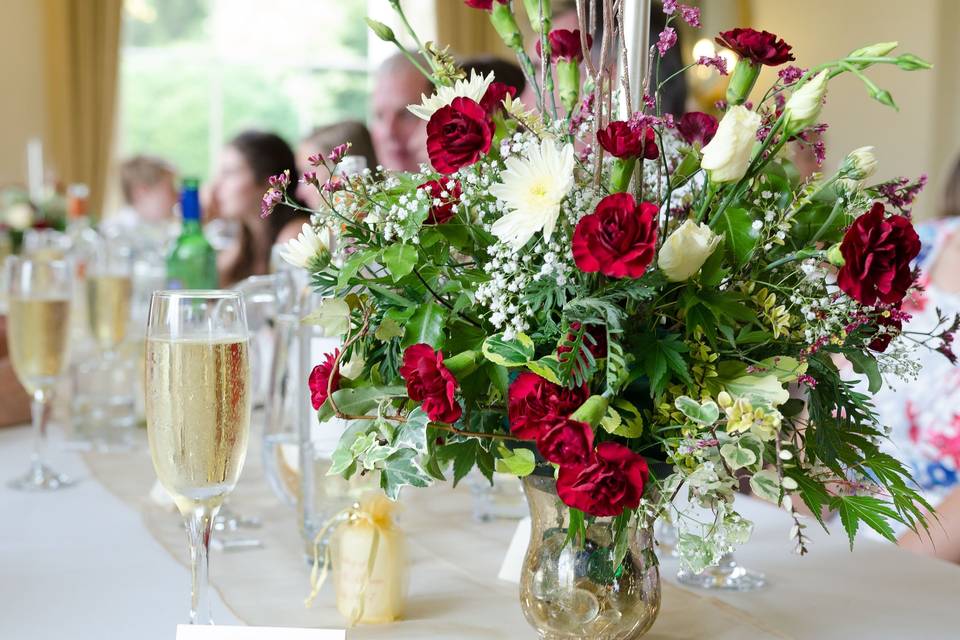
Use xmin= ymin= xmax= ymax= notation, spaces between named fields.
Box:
xmin=8 ymin=463 xmax=75 ymax=491
xmin=677 ymin=553 xmax=766 ymax=591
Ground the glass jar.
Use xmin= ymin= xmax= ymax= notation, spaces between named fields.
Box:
xmin=520 ymin=475 xmax=661 ymax=640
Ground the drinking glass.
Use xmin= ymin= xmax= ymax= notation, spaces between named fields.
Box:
xmin=5 ymin=256 xmax=75 ymax=491
xmin=74 ymin=240 xmax=137 ymax=444
xmin=677 ymin=552 xmax=766 ymax=591
xmin=145 ymin=290 xmax=251 ymax=624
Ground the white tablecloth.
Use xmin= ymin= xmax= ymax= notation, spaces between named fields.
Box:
xmin=2 ymin=424 xmax=958 ymax=639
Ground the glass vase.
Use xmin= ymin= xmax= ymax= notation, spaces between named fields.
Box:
xmin=520 ymin=475 xmax=661 ymax=640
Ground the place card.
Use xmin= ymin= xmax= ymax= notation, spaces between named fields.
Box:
xmin=497 ymin=516 xmax=531 ymax=584
xmin=176 ymin=625 xmax=344 ymax=639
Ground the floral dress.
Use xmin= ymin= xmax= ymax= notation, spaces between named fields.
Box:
xmin=868 ymin=219 xmax=960 ymax=510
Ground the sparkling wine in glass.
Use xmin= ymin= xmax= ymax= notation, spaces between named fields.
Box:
xmin=145 ymin=290 xmax=251 ymax=624
xmin=5 ymin=256 xmax=75 ymax=491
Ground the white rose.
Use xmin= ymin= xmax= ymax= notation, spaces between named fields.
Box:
xmin=783 ymin=70 xmax=828 ymax=135
xmin=5 ymin=202 xmax=33 ymax=231
xmin=658 ymin=220 xmax=722 ymax=282
xmin=700 ymin=105 xmax=762 ymax=183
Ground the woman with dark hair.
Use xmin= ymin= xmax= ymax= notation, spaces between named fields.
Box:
xmin=212 ymin=130 xmax=308 ymax=286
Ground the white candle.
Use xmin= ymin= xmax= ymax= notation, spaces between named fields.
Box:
xmin=620 ymin=0 xmax=651 ymax=118
xmin=26 ymin=138 xmax=44 ymax=201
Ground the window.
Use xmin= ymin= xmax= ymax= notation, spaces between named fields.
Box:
xmin=118 ymin=0 xmax=435 ymax=181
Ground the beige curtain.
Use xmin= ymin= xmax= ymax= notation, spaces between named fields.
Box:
xmin=435 ymin=2 xmax=514 ymax=60
xmin=42 ymin=0 xmax=123 ymax=217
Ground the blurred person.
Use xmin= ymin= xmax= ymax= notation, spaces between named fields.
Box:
xmin=461 ymin=55 xmax=526 ymax=96
xmin=863 ymin=154 xmax=960 ymax=563
xmin=211 ymin=130 xmax=308 ymax=286
xmin=370 ymin=52 xmax=431 ymax=172
xmin=295 ymin=121 xmax=378 ymax=210
xmin=102 ymin=155 xmax=178 ymax=237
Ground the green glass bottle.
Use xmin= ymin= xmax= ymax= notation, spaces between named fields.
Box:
xmin=166 ymin=178 xmax=218 ymax=289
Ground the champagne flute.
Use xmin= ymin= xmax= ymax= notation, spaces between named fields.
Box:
xmin=145 ymin=290 xmax=251 ymax=624
xmin=86 ymin=242 xmax=133 ymax=355
xmin=5 ymin=256 xmax=75 ymax=491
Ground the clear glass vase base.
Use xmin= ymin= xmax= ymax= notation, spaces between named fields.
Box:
xmin=7 ymin=464 xmax=75 ymax=491
xmin=676 ymin=564 xmax=766 ymax=591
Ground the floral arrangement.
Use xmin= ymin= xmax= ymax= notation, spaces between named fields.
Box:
xmin=270 ymin=0 xmax=953 ymax=570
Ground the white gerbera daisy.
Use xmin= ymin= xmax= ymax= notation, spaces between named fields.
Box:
xmin=489 ymin=139 xmax=576 ymax=250
xmin=279 ymin=222 xmax=327 ymax=269
xmin=407 ymin=70 xmax=494 ymax=121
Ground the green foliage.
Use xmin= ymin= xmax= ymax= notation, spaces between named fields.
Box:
xmin=402 ymin=303 xmax=446 ymax=349
xmin=557 ymin=322 xmax=597 ymax=388
xmin=715 ymin=207 xmax=759 ymax=265
xmin=481 ymin=332 xmax=535 ymax=367
xmin=634 ymin=332 xmax=693 ymax=398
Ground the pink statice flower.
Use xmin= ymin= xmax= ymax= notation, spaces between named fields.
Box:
xmin=260 ymin=189 xmax=283 ymax=218
xmin=778 ymin=65 xmax=805 ymax=86
xmin=268 ymin=170 xmax=290 ymax=190
xmin=697 ymin=54 xmax=728 ymax=75
xmin=327 ymin=142 xmax=352 ymax=163
xmin=662 ymin=0 xmax=678 ymax=14
xmin=322 ymin=176 xmax=345 ymax=194
xmin=876 ymin=175 xmax=928 ymax=216
xmin=307 ymin=153 xmax=324 ymax=167
xmin=656 ymin=27 xmax=677 ymax=55
xmin=301 ymin=171 xmax=320 ymax=188
xmin=680 ymin=4 xmax=701 ymax=27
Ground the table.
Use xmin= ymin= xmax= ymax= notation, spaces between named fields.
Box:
xmin=2 ymin=424 xmax=958 ymax=639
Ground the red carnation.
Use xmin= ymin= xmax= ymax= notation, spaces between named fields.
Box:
xmin=557 ymin=442 xmax=649 ymax=517
xmin=508 ymin=372 xmax=588 ymax=440
xmin=537 ymin=418 xmax=594 ymax=466
xmin=837 ymin=202 xmax=921 ymax=307
xmin=716 ymin=28 xmax=794 ymax=66
xmin=463 ymin=0 xmax=508 ymax=9
xmin=676 ymin=111 xmax=719 ymax=147
xmin=537 ymin=29 xmax=592 ymax=62
xmin=426 ymin=97 xmax=494 ymax=175
xmin=480 ymin=81 xmax=517 ymax=115
xmin=597 ymin=121 xmax=659 ymax=160
xmin=309 ymin=350 xmax=341 ymax=410
xmin=418 ymin=179 xmax=462 ymax=224
xmin=572 ymin=193 xmax=658 ymax=279
xmin=399 ymin=343 xmax=462 ymax=423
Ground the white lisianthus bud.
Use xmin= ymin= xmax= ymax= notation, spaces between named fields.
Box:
xmin=783 ymin=70 xmax=829 ymax=136
xmin=842 ymin=146 xmax=878 ymax=180
xmin=658 ymin=220 xmax=722 ymax=281
xmin=700 ymin=106 xmax=762 ymax=183
xmin=848 ymin=41 xmax=898 ymax=60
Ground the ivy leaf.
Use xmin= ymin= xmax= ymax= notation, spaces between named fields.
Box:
xmin=382 ymin=244 xmax=419 ymax=282
xmin=316 ymin=385 xmax=407 ymax=422
xmin=402 ymin=302 xmax=446 ymax=349
xmin=675 ymin=395 xmax=720 ymax=425
xmin=716 ymin=206 xmax=758 ymax=265
xmin=482 ymin=332 xmax=535 ymax=367
xmin=327 ymin=420 xmax=377 ymax=477
xmin=375 ymin=317 xmax=405 ymax=341
xmin=749 ymin=469 xmax=781 ymax=503
xmin=393 ymin=407 xmax=430 ymax=454
xmin=720 ymin=443 xmax=757 ymax=470
xmin=495 ymin=444 xmax=536 ymax=477
xmin=301 ymin=297 xmax=350 ymax=336
xmin=380 ymin=449 xmax=431 ymax=500
xmin=336 ymin=248 xmax=378 ymax=289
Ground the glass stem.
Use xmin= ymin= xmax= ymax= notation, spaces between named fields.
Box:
xmin=184 ymin=501 xmax=218 ymax=624
xmin=30 ymin=391 xmax=49 ymax=478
